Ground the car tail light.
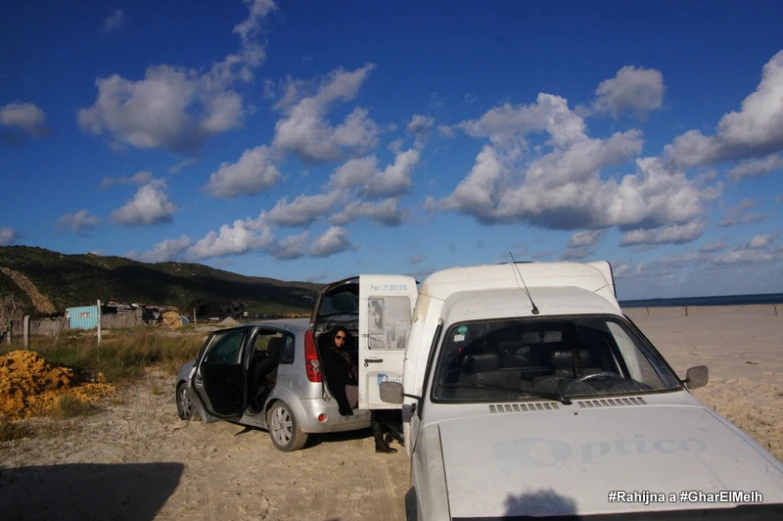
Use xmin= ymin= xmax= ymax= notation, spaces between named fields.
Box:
xmin=317 ymin=413 xmax=326 ymax=422
xmin=304 ymin=330 xmax=322 ymax=383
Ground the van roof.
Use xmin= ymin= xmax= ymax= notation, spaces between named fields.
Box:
xmin=441 ymin=286 xmax=623 ymax=324
xmin=419 ymin=261 xmax=618 ymax=308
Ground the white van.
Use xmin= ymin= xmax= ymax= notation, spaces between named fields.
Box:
xmin=373 ymin=261 xmax=783 ymax=520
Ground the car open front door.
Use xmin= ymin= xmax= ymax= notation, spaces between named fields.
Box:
xmin=192 ymin=327 xmax=250 ymax=421
xmin=358 ymin=275 xmax=418 ymax=410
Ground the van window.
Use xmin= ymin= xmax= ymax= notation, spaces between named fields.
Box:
xmin=430 ymin=315 xmax=681 ymax=403
xmin=367 ymin=296 xmax=412 ymax=350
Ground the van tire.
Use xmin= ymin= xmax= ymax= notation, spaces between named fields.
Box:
xmin=267 ymin=401 xmax=308 ymax=452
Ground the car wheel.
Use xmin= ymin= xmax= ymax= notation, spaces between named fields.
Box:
xmin=267 ymin=401 xmax=308 ymax=452
xmin=176 ymin=381 xmax=195 ymax=421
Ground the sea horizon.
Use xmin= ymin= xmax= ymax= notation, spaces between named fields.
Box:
xmin=619 ymin=292 xmax=783 ymax=308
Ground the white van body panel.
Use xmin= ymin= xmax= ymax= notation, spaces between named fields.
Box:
xmin=357 ymin=274 xmax=418 ymax=410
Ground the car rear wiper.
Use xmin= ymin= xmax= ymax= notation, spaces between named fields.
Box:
xmin=441 ymin=382 xmax=572 ymax=405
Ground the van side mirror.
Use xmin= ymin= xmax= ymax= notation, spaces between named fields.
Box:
xmin=683 ymin=365 xmax=709 ymax=389
xmin=379 ymin=381 xmax=405 ymax=404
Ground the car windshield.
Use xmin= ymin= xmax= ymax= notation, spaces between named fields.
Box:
xmin=431 ymin=315 xmax=682 ymax=403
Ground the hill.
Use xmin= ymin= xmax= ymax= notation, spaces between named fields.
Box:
xmin=0 ymin=246 xmax=324 ymax=317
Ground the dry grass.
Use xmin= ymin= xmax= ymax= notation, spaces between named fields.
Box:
xmin=0 ymin=327 xmax=204 ymax=384
xmin=0 ymin=414 xmax=33 ymax=443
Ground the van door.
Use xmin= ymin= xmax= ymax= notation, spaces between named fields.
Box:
xmin=358 ymin=275 xmax=418 ymax=409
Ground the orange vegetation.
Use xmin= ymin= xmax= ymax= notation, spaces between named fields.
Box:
xmin=0 ymin=350 xmax=114 ymax=420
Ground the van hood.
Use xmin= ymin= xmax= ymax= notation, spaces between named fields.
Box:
xmin=436 ymin=403 xmax=783 ymax=519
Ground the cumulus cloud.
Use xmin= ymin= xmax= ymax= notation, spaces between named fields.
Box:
xmin=0 ymin=227 xmax=19 ymax=245
xmin=271 ymin=64 xmax=379 ymax=163
xmin=267 ymin=191 xmax=344 ymax=227
xmin=699 ymin=239 xmax=728 ymax=253
xmin=586 ymin=66 xmax=664 ymax=119
xmin=205 ymin=145 xmax=281 ymax=197
xmin=111 ymin=179 xmax=177 ymax=226
xmin=100 ymin=171 xmax=153 ymax=190
xmin=327 ymin=149 xmax=421 ymax=199
xmin=560 ymin=247 xmax=594 ymax=261
xmin=438 ymin=125 xmax=456 ymax=138
xmin=79 ymin=0 xmax=277 ymax=151
xmin=187 ymin=214 xmax=273 ymax=260
xmin=568 ymin=230 xmax=603 ymax=248
xmin=329 ymin=197 xmax=409 ymax=226
xmin=309 ymin=226 xmax=355 ymax=257
xmin=0 ymin=101 xmax=47 ymax=138
xmin=267 ymin=231 xmax=310 ymax=260
xmin=101 ymin=9 xmax=126 ymax=32
xmin=406 ymin=114 xmax=434 ymax=148
xmin=653 ymin=251 xmax=708 ymax=265
xmin=620 ymin=220 xmax=706 ymax=246
xmin=668 ymin=51 xmax=783 ymax=167
xmin=726 ymin=154 xmax=783 ymax=181
xmin=130 ymin=235 xmax=192 ymax=262
xmin=714 ymin=249 xmax=780 ymax=265
xmin=57 ymin=210 xmax=101 ymax=235
xmin=717 ymin=198 xmax=770 ymax=227
xmin=747 ymin=231 xmax=779 ymax=249
xmin=430 ymin=88 xmax=721 ymax=233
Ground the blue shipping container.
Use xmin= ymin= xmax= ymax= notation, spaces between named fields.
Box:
xmin=67 ymin=305 xmax=100 ymax=330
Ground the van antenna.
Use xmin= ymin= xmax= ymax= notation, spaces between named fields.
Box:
xmin=508 ymin=252 xmax=539 ymax=315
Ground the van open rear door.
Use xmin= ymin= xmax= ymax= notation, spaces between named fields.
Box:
xmin=358 ymin=275 xmax=418 ymax=410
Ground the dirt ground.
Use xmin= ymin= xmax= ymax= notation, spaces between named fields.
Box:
xmin=1 ymin=308 xmax=781 ymax=521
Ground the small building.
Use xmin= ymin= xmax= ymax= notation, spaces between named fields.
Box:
xmin=66 ymin=305 xmax=100 ymax=330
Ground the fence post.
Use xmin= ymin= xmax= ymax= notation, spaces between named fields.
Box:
xmin=97 ymin=299 xmax=102 ymax=344
xmin=23 ymin=315 xmax=29 ymax=347
xmin=193 ymin=308 xmax=197 ymax=325
xmin=5 ymin=320 xmax=10 ymax=345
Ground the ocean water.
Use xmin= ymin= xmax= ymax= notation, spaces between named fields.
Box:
xmin=619 ymin=293 xmax=783 ymax=308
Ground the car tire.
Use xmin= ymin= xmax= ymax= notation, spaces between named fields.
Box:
xmin=176 ymin=381 xmax=195 ymax=421
xmin=267 ymin=401 xmax=308 ymax=452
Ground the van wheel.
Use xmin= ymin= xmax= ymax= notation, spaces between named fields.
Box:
xmin=267 ymin=402 xmax=308 ymax=452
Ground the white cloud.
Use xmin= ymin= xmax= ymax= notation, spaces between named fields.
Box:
xmin=407 ymin=114 xmax=434 ymax=148
xmin=620 ymin=220 xmax=706 ymax=246
xmin=668 ymin=51 xmax=783 ymax=167
xmin=0 ymin=101 xmax=47 ymax=136
xmin=568 ymin=230 xmax=602 ymax=248
xmin=0 ymin=227 xmax=19 ymax=245
xmin=79 ymin=1 xmax=276 ymax=151
xmin=588 ymin=66 xmax=664 ymax=119
xmin=410 ymin=255 xmax=424 ymax=265
xmin=699 ymin=239 xmax=728 ymax=253
xmin=328 ymin=155 xmax=378 ymax=189
xmin=111 ymin=179 xmax=177 ymax=226
xmin=714 ymin=249 xmax=779 ymax=265
xmin=717 ymin=198 xmax=770 ymax=227
xmin=205 ymin=145 xmax=281 ymax=197
xmin=726 ymin=154 xmax=783 ymax=180
xmin=100 ymin=170 xmax=153 ymax=190
xmin=653 ymin=251 xmax=708 ymax=265
xmin=131 ymin=235 xmax=192 ymax=262
xmin=748 ymin=231 xmax=779 ymax=249
xmin=433 ymin=89 xmax=716 ymax=231
xmin=101 ymin=9 xmax=126 ymax=32
xmin=57 ymin=210 xmax=101 ymax=234
xmin=330 ymin=197 xmax=409 ymax=226
xmin=560 ymin=247 xmax=594 ymax=261
xmin=438 ymin=125 xmax=456 ymax=138
xmin=267 ymin=231 xmax=310 ymax=260
xmin=271 ymin=64 xmax=379 ymax=163
xmin=187 ymin=215 xmax=273 ymax=260
xmin=267 ymin=191 xmax=344 ymax=227
xmin=309 ymin=226 xmax=355 ymax=257
xmin=169 ymin=157 xmax=199 ymax=174
xmin=362 ymin=149 xmax=420 ymax=199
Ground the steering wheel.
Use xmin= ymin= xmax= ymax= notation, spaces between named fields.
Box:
xmin=573 ymin=371 xmax=621 ymax=383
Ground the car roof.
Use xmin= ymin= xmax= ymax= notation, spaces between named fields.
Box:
xmin=228 ymin=317 xmax=311 ymax=332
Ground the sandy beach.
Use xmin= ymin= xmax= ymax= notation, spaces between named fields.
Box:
xmin=1 ymin=305 xmax=781 ymax=520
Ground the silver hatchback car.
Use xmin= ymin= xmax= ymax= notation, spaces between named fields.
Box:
xmin=175 ymin=318 xmax=371 ymax=451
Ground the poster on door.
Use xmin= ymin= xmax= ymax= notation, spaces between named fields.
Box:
xmin=367 ymin=296 xmax=411 ymax=350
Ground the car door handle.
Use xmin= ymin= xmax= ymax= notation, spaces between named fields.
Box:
xmin=364 ymin=358 xmax=383 ymax=367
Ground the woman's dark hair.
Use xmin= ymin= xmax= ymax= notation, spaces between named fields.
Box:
xmin=332 ymin=326 xmax=351 ymax=341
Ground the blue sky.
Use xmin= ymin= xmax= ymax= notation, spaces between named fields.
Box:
xmin=2 ymin=0 xmax=783 ymax=300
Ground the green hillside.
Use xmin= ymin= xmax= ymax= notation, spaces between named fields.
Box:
xmin=0 ymin=246 xmax=324 ymax=317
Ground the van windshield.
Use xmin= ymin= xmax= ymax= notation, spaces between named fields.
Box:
xmin=430 ymin=315 xmax=682 ymax=403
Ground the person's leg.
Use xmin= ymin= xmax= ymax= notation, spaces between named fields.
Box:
xmin=372 ymin=410 xmax=397 ymax=453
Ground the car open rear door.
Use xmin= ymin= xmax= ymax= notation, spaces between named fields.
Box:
xmin=358 ymin=275 xmax=418 ymax=410
xmin=192 ymin=327 xmax=251 ymax=421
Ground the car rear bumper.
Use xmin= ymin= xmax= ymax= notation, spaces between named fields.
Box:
xmin=296 ymin=397 xmax=371 ymax=433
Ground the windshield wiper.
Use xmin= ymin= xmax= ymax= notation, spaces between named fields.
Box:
xmin=440 ymin=382 xmax=572 ymax=405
